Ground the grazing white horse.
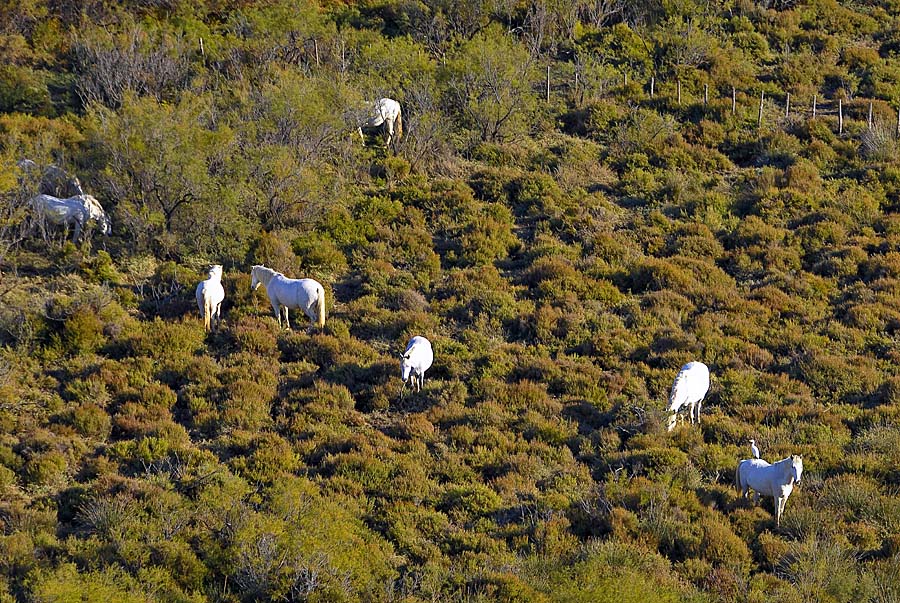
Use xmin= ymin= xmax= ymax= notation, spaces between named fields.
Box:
xmin=400 ymin=335 xmax=433 ymax=396
xmin=196 ymin=265 xmax=225 ymax=332
xmin=735 ymin=455 xmax=803 ymax=526
xmin=358 ymin=98 xmax=403 ymax=147
xmin=250 ymin=265 xmax=325 ymax=330
xmin=30 ymin=193 xmax=111 ymax=241
xmin=666 ymin=361 xmax=710 ymax=431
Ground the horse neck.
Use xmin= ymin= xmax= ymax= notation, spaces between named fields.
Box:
xmin=253 ymin=266 xmax=278 ymax=287
xmin=775 ymin=457 xmax=796 ymax=483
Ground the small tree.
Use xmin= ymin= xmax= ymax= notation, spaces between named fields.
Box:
xmin=442 ymin=24 xmax=538 ymax=143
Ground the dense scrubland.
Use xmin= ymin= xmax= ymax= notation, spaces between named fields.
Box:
xmin=3 ymin=0 xmax=900 ymax=601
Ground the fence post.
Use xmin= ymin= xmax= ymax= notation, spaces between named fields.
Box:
xmin=199 ymin=37 xmax=204 ymax=56
xmin=650 ymin=76 xmax=655 ymax=98
xmin=897 ymin=106 xmax=900 ymax=138
xmin=868 ymin=101 xmax=873 ymax=129
xmin=812 ymin=94 xmax=817 ymax=119
xmin=546 ymin=65 xmax=550 ymax=102
xmin=785 ymin=92 xmax=790 ymax=117
xmin=704 ymin=83 xmax=708 ymax=105
xmin=314 ymin=39 xmax=319 ymax=66
xmin=677 ymin=80 xmax=682 ymax=105
xmin=623 ymin=72 xmax=627 ymax=87
xmin=839 ymin=99 xmax=843 ymax=134
xmin=758 ymin=91 xmax=764 ymax=128
xmin=732 ymin=86 xmax=736 ymax=114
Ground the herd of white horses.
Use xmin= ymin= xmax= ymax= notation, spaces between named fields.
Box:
xmin=19 ymin=96 xmax=804 ymax=528
xmin=201 ymin=268 xmax=804 ymax=527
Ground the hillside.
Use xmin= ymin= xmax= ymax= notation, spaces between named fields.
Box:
xmin=2 ymin=0 xmax=900 ymax=601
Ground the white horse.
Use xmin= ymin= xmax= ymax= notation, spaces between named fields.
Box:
xmin=196 ymin=265 xmax=225 ymax=332
xmin=358 ymin=98 xmax=403 ymax=147
xmin=666 ymin=361 xmax=710 ymax=431
xmin=250 ymin=265 xmax=325 ymax=330
xmin=735 ymin=455 xmax=803 ymax=526
xmin=400 ymin=335 xmax=433 ymax=396
xmin=30 ymin=193 xmax=111 ymax=241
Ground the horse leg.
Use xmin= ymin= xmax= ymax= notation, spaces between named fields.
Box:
xmin=385 ymin=121 xmax=393 ymax=147
xmin=270 ymin=302 xmax=282 ymax=328
xmin=695 ymin=400 xmax=702 ymax=424
xmin=775 ymin=496 xmax=783 ymax=526
xmin=282 ymin=306 xmax=291 ymax=330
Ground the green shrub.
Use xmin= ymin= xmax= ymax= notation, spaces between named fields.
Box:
xmin=70 ymin=404 xmax=112 ymax=439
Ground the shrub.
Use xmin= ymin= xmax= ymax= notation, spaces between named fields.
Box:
xmin=62 ymin=307 xmax=106 ymax=354
xmin=70 ymin=404 xmax=112 ymax=439
xmin=23 ymin=450 xmax=68 ymax=487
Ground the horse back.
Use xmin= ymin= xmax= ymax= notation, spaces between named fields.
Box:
xmin=271 ymin=275 xmax=320 ymax=308
xmin=405 ymin=337 xmax=434 ymax=370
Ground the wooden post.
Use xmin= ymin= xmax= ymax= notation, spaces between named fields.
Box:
xmin=732 ymin=86 xmax=736 ymax=114
xmin=839 ymin=99 xmax=843 ymax=134
xmin=574 ymin=71 xmax=578 ymax=97
xmin=623 ymin=72 xmax=627 ymax=87
xmin=812 ymin=94 xmax=817 ymax=119
xmin=546 ymin=65 xmax=550 ymax=102
xmin=758 ymin=91 xmax=764 ymax=128
xmin=199 ymin=37 xmax=204 ymax=56
xmin=650 ymin=76 xmax=655 ymax=98
xmin=677 ymin=80 xmax=682 ymax=105
xmin=314 ymin=39 xmax=319 ymax=67
xmin=785 ymin=92 xmax=790 ymax=117
xmin=868 ymin=101 xmax=873 ymax=129
xmin=897 ymin=106 xmax=900 ymax=137
xmin=704 ymin=83 xmax=708 ymax=105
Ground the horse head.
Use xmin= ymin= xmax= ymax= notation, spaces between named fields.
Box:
xmin=791 ymin=454 xmax=803 ymax=485
xmin=97 ymin=210 xmax=111 ymax=235
xmin=81 ymin=195 xmax=111 ymax=235
xmin=250 ymin=266 xmax=262 ymax=291
xmin=400 ymin=353 xmax=413 ymax=382
xmin=209 ymin=265 xmax=224 ymax=279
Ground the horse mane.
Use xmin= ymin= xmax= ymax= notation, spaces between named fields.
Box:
xmin=252 ymin=264 xmax=281 ymax=276
xmin=667 ymin=369 xmax=690 ymax=410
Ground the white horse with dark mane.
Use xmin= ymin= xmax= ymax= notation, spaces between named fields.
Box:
xmin=358 ymin=98 xmax=403 ymax=147
xmin=30 ymin=193 xmax=111 ymax=241
xmin=196 ymin=265 xmax=225 ymax=332
xmin=400 ymin=335 xmax=433 ymax=397
xmin=250 ymin=265 xmax=325 ymax=330
xmin=736 ymin=454 xmax=803 ymax=526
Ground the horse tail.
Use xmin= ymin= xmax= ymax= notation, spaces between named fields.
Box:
xmin=316 ymin=284 xmax=326 ymax=329
xmin=203 ymin=294 xmax=212 ymax=332
xmin=394 ymin=111 xmax=403 ymax=142
xmin=735 ymin=461 xmax=742 ymax=491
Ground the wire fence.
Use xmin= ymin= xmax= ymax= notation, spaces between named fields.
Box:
xmin=544 ymin=67 xmax=900 ymax=138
